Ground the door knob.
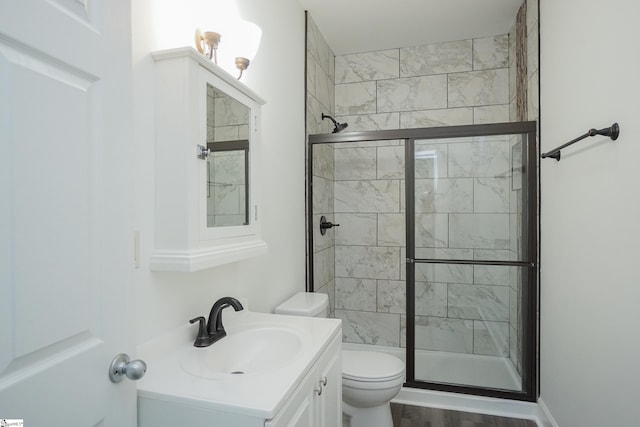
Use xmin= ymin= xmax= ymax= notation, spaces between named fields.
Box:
xmin=109 ymin=353 xmax=147 ymax=383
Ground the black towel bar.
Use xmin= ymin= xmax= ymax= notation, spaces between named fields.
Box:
xmin=541 ymin=122 xmax=619 ymax=161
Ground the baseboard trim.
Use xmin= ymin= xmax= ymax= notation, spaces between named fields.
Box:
xmin=536 ymin=398 xmax=559 ymax=427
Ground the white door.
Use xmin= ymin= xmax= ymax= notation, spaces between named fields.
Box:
xmin=0 ymin=0 xmax=135 ymax=425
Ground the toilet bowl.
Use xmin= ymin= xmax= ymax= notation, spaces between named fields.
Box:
xmin=342 ymin=349 xmax=405 ymax=427
xmin=275 ymin=292 xmax=405 ymax=427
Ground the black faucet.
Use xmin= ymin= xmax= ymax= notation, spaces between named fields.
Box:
xmin=189 ymin=297 xmax=244 ymax=347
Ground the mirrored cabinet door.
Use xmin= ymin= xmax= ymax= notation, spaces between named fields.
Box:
xmin=206 ymin=83 xmax=250 ymax=227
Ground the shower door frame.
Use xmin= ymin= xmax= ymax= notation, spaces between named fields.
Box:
xmin=307 ymin=121 xmax=539 ymax=402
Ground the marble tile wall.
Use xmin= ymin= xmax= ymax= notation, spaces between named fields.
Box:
xmin=334 ymin=136 xmax=520 ymax=358
xmin=506 ymin=0 xmax=539 ymax=375
xmin=307 ymin=14 xmax=337 ymax=313
xmin=307 ymin=15 xmax=335 ymax=136
xmin=527 ymin=0 xmax=539 ymax=124
xmin=332 ymin=31 xmax=528 ymax=360
xmin=334 ymin=34 xmax=510 ymax=131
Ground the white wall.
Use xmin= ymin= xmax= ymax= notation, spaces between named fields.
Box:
xmin=132 ymin=0 xmax=306 ymax=345
xmin=540 ymin=1 xmax=640 ymax=425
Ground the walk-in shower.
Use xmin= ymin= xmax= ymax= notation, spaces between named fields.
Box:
xmin=307 ymin=122 xmax=538 ymax=401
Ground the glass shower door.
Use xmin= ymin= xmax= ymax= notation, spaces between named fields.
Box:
xmin=405 ymin=129 xmax=537 ymax=399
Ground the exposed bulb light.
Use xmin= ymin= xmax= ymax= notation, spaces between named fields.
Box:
xmin=195 ymin=29 xmax=222 ymax=63
xmin=225 ymin=20 xmax=262 ymax=79
xmin=194 ymin=19 xmax=261 ymax=80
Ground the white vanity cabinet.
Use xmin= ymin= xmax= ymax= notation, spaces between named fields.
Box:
xmin=150 ymin=47 xmax=267 ymax=272
xmin=266 ymin=333 xmax=341 ymax=427
xmin=136 ymin=312 xmax=342 ymax=427
xmin=315 ymin=336 xmax=342 ymax=427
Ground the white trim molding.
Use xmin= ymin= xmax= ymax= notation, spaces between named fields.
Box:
xmin=394 ymin=387 xmax=556 ymax=427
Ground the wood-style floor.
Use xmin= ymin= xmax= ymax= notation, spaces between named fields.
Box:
xmin=390 ymin=403 xmax=538 ymax=427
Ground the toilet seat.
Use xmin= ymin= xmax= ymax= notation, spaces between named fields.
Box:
xmin=342 ymin=350 xmax=405 ymax=383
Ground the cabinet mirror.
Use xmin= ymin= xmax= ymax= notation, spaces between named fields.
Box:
xmin=206 ymin=83 xmax=250 ymax=227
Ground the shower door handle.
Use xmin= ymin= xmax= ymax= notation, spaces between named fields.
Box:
xmin=320 ymin=216 xmax=340 ymax=235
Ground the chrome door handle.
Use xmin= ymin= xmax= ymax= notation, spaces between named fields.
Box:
xmin=109 ymin=353 xmax=147 ymax=383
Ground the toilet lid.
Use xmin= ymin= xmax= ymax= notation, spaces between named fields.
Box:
xmin=342 ymin=350 xmax=405 ymax=382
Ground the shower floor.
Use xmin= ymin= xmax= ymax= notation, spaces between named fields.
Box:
xmin=343 ymin=343 xmax=521 ymax=391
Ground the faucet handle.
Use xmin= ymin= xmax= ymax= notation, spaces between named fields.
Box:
xmin=189 ymin=316 xmax=210 ymax=347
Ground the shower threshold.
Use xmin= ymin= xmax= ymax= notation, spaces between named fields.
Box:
xmin=343 ymin=342 xmax=522 ymax=392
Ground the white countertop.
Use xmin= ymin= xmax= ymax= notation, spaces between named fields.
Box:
xmin=137 ymin=310 xmax=341 ymax=420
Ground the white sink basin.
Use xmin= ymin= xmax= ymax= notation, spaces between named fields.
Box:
xmin=137 ymin=310 xmax=342 ymax=419
xmin=180 ymin=325 xmax=305 ymax=379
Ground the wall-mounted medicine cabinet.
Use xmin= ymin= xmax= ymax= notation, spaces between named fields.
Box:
xmin=150 ymin=47 xmax=267 ymax=272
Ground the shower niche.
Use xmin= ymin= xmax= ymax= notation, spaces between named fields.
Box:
xmin=150 ymin=48 xmax=267 ymax=272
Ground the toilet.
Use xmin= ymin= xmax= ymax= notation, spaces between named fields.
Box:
xmin=275 ymin=292 xmax=405 ymax=427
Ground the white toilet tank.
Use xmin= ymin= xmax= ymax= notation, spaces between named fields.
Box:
xmin=275 ymin=292 xmax=329 ymax=318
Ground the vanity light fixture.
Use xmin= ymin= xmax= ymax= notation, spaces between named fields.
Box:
xmin=194 ymin=19 xmax=261 ymax=80
xmin=195 ymin=29 xmax=221 ymax=63
xmin=226 ymin=19 xmax=262 ymax=80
